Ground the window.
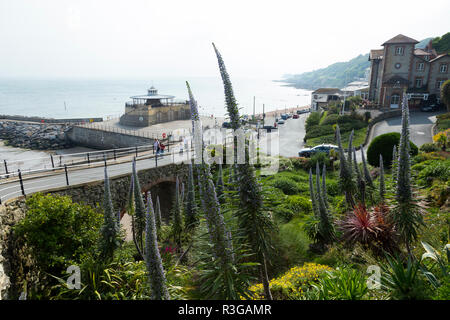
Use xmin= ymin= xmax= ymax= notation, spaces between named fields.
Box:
xmin=395 ymin=46 xmax=404 ymax=55
xmin=417 ymin=62 xmax=424 ymax=71
xmin=440 ymin=64 xmax=448 ymax=73
xmin=436 ymin=79 xmax=446 ymax=89
xmin=391 ymin=94 xmax=400 ymax=105
xmin=415 ymin=78 xmax=423 ymax=88
xmin=424 ymin=56 xmax=430 ymax=61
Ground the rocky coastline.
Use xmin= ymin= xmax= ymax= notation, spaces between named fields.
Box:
xmin=0 ymin=121 xmax=73 ymax=150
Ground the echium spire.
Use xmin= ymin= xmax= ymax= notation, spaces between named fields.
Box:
xmin=185 ymin=163 xmax=197 ymax=229
xmin=212 ymin=43 xmax=240 ymax=130
xmin=309 ymin=168 xmax=319 ymax=218
xmin=336 ymin=125 xmax=355 ymax=208
xmin=379 ymin=154 xmax=385 ymax=202
xmin=144 ymin=193 xmax=170 ymax=300
xmin=392 ymin=144 xmax=398 ymax=182
xmin=172 ymin=176 xmax=183 ymax=248
xmin=98 ymin=166 xmax=121 ymax=261
xmin=322 ymin=163 xmax=329 ymax=209
xmin=353 ymin=147 xmax=366 ymax=205
xmin=396 ymin=94 xmax=412 ymax=203
xmin=216 ymin=163 xmax=225 ymax=204
xmin=155 ymin=195 xmax=162 ymax=231
xmin=347 ymin=129 xmax=354 ymax=169
xmin=132 ymin=159 xmax=146 ymax=254
xmin=186 ymin=81 xmax=203 ymax=164
xmin=360 ymin=147 xmax=373 ymax=188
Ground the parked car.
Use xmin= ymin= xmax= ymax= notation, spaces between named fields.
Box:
xmin=263 ymin=125 xmax=278 ymax=132
xmin=420 ymin=103 xmax=439 ymax=112
xmin=277 ymin=119 xmax=285 ymax=124
xmin=298 ymin=144 xmax=338 ymax=157
xmin=293 ymin=114 xmax=299 ymax=119
xmin=222 ymin=121 xmax=231 ymax=128
xmin=281 ymin=114 xmax=288 ymax=120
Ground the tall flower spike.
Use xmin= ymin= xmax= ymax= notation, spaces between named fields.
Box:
xmin=98 ymin=166 xmax=121 ymax=260
xmin=186 ymin=81 xmax=203 ymax=164
xmin=172 ymin=176 xmax=183 ymax=248
xmin=336 ymin=125 xmax=355 ymax=208
xmin=360 ymin=147 xmax=373 ymax=188
xmin=155 ymin=195 xmax=162 ymax=231
xmin=216 ymin=163 xmax=224 ymax=203
xmin=309 ymin=168 xmax=319 ymax=218
xmin=353 ymin=147 xmax=366 ymax=205
xmin=144 ymin=192 xmax=170 ymax=300
xmin=322 ymin=163 xmax=329 ymax=209
xmin=212 ymin=43 xmax=240 ymax=130
xmin=379 ymin=154 xmax=385 ymax=202
xmin=185 ymin=163 xmax=197 ymax=229
xmin=132 ymin=159 xmax=146 ymax=254
xmin=347 ymin=129 xmax=354 ymax=168
xmin=396 ymin=94 xmax=412 ymax=203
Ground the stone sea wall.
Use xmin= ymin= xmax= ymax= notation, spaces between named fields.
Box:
xmin=0 ymin=121 xmax=73 ymax=150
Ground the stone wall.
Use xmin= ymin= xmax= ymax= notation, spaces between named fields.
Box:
xmin=0 ymin=121 xmax=73 ymax=150
xmin=66 ymin=126 xmax=155 ymax=149
xmin=0 ymin=162 xmax=188 ymax=299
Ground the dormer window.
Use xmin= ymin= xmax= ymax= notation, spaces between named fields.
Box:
xmin=395 ymin=46 xmax=404 ymax=56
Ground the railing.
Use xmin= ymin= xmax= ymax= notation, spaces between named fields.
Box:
xmin=0 ymin=141 xmax=198 ymax=204
xmin=74 ymin=122 xmax=176 ymax=140
xmin=125 ymin=101 xmax=189 ymax=108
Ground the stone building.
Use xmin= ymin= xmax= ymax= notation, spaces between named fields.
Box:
xmin=311 ymin=88 xmax=343 ymax=111
xmin=120 ymin=86 xmax=190 ymax=127
xmin=368 ymin=34 xmax=449 ymax=109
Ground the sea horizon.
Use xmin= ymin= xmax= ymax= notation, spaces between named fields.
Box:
xmin=0 ymin=76 xmax=312 ymax=120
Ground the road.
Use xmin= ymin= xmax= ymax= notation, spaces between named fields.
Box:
xmin=0 ymin=148 xmax=191 ymax=203
xmin=258 ymin=113 xmax=308 ymax=158
xmin=371 ymin=111 xmax=440 ymax=147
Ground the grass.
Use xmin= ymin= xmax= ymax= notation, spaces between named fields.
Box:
xmin=306 ymin=127 xmax=367 ymax=148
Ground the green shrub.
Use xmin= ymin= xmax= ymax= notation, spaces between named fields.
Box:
xmin=308 ymin=267 xmax=368 ymax=300
xmin=306 ymin=112 xmax=322 ymax=131
xmin=284 ymin=195 xmax=312 ymax=217
xmin=321 ymin=114 xmax=340 ymax=125
xmin=417 ymin=160 xmax=450 ymax=185
xmin=274 ymin=207 xmax=295 ymax=223
xmin=413 ymin=152 xmax=446 ymax=164
xmin=325 ymin=180 xmax=340 ymax=196
xmin=14 ymin=193 xmax=103 ymax=272
xmin=420 ymin=143 xmax=440 ymax=153
xmin=273 ymin=178 xmax=300 ymax=195
xmin=305 ymin=125 xmax=335 ymax=139
xmin=367 ymin=132 xmax=418 ymax=167
xmin=436 ymin=113 xmax=450 ymax=131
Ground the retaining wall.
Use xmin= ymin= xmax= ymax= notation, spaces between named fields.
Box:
xmin=67 ymin=126 xmax=155 ymax=149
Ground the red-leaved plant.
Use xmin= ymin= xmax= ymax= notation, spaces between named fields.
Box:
xmin=339 ymin=203 xmax=398 ymax=255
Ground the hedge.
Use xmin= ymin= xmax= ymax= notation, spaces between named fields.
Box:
xmin=367 ymin=132 xmax=418 ymax=167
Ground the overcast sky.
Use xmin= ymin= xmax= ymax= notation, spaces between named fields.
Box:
xmin=0 ymin=0 xmax=449 ymax=80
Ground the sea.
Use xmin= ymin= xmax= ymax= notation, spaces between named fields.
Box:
xmin=0 ymin=77 xmax=311 ymax=119
xmin=0 ymin=77 xmax=311 ymax=167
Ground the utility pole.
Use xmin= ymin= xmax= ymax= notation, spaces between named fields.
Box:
xmin=262 ymin=103 xmax=265 ymax=127
xmin=253 ymin=96 xmax=255 ymax=123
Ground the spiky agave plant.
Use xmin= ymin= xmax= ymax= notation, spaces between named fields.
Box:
xmin=315 ymin=162 xmax=335 ymax=245
xmin=391 ymin=95 xmax=424 ymax=253
xmin=144 ymin=192 xmax=170 ymax=300
xmin=213 ymin=43 xmax=274 ymax=299
xmin=98 ymin=167 xmax=121 ymax=261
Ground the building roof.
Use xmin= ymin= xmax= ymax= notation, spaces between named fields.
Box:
xmin=369 ymin=49 xmax=384 ymax=60
xmin=130 ymin=86 xmax=175 ymax=100
xmin=312 ymin=88 xmax=342 ymax=94
xmin=429 ymin=53 xmax=450 ymax=63
xmin=382 ymin=34 xmax=419 ymax=46
xmin=414 ymin=48 xmax=433 ymax=56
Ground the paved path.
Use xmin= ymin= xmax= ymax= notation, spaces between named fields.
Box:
xmin=0 ymin=147 xmax=191 ymax=203
xmin=371 ymin=111 xmax=441 ymax=147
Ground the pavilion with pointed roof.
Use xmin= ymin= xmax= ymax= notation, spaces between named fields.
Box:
xmin=120 ymin=85 xmax=190 ymax=127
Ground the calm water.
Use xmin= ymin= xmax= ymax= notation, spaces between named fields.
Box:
xmin=0 ymin=77 xmax=311 ymax=119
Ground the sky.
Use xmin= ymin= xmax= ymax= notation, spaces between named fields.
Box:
xmin=0 ymin=0 xmax=449 ymax=80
